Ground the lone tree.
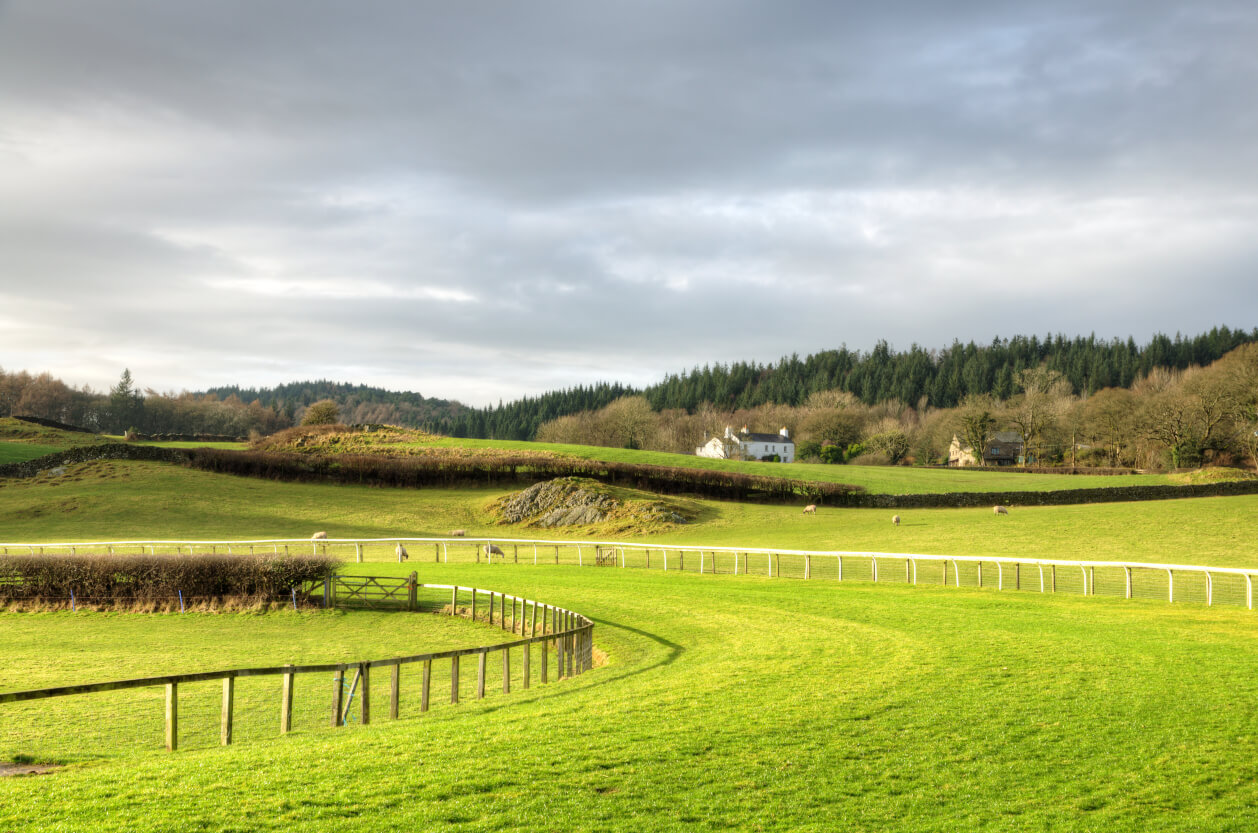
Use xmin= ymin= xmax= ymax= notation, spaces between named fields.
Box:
xmin=301 ymin=399 xmax=341 ymax=426
xmin=957 ymin=395 xmax=998 ymax=465
xmin=109 ymin=368 xmax=144 ymax=433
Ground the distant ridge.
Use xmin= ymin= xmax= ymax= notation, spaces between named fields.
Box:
xmin=202 ymin=326 xmax=1258 ymax=440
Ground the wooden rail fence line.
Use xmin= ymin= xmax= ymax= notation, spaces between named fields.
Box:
xmin=0 ymin=581 xmax=594 ymax=752
xmin=5 ymin=536 xmax=1257 ymax=611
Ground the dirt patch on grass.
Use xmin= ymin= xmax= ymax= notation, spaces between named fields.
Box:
xmin=1 ymin=761 xmax=61 ymax=777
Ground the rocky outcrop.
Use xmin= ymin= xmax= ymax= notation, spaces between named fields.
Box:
xmin=490 ymin=477 xmax=686 ymax=528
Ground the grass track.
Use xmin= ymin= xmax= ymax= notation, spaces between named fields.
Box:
xmin=2 ymin=564 xmax=1258 ymax=831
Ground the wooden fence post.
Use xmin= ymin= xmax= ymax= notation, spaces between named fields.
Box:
xmin=390 ymin=663 xmax=400 ymax=720
xmin=522 ymin=644 xmax=531 ymax=690
xmin=221 ymin=677 xmax=234 ymax=746
xmin=477 ymin=651 xmax=487 ymax=699
xmin=360 ymin=663 xmax=370 ymax=725
xmin=407 ymin=572 xmax=417 ymax=611
xmin=451 ymin=586 xmax=458 ymax=615
xmin=331 ymin=668 xmax=344 ymax=726
xmin=421 ymin=659 xmax=432 ymax=713
xmin=281 ymin=670 xmax=294 ymax=734
xmin=451 ymin=656 xmax=460 ymax=704
xmin=323 ymin=577 xmax=331 ymax=608
xmin=166 ymin=683 xmax=178 ymax=751
xmin=503 ymin=649 xmax=511 ymax=694
xmin=530 ymin=600 xmax=537 ymax=637
xmin=542 ymin=637 xmax=549 ymax=683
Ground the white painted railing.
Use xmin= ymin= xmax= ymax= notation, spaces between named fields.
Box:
xmin=2 ymin=536 xmax=1255 ymax=610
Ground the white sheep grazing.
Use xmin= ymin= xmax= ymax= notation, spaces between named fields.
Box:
xmin=450 ymin=529 xmax=466 ymax=537
xmin=483 ymin=544 xmax=505 ymax=557
xmin=311 ymin=531 xmax=328 ymax=540
xmin=803 ymin=504 xmax=817 ymax=515
xmin=892 ymin=515 xmax=900 ymax=526
xmin=395 ymin=543 xmax=409 ymax=561
xmin=994 ymin=505 xmax=1009 ymax=515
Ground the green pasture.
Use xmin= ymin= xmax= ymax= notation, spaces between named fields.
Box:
xmin=1 ymin=459 xmax=1255 ymax=568
xmin=0 ymin=442 xmax=64 ymax=464
xmin=3 ymin=563 xmax=1258 ymax=831
xmin=412 ymin=435 xmax=1175 ymax=494
xmin=0 ymin=604 xmax=501 ymax=761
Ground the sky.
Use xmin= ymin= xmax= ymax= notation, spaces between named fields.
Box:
xmin=2 ymin=1 xmax=1256 ymax=407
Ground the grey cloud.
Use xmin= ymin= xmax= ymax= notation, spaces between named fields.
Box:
xmin=1 ymin=1 xmax=1257 ymax=405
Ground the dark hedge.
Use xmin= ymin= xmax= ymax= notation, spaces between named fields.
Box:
xmin=0 ymin=553 xmax=338 ymax=601
xmin=184 ymin=448 xmax=865 ymax=504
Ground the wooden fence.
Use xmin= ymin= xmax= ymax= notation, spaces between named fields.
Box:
xmin=0 ymin=581 xmax=594 ymax=752
xmin=5 ymin=535 xmax=1257 ymax=611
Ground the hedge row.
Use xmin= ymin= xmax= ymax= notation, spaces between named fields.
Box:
xmin=183 ymin=448 xmax=865 ymax=503
xmin=0 ymin=553 xmax=338 ymax=601
xmin=834 ymin=478 xmax=1258 ymax=509
xmin=945 ymin=464 xmax=1141 ymax=476
xmin=6 ymin=443 xmax=1258 ymax=508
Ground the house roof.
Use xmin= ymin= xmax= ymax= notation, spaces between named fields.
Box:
xmin=741 ymin=431 xmax=793 ymax=444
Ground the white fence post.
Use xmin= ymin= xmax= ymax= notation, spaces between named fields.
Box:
xmin=997 ymin=562 xmax=1003 ymax=591
xmin=871 ymin=556 xmax=878 ymax=583
xmin=1206 ymin=571 xmax=1213 ymax=606
xmin=1038 ymin=564 xmax=1044 ymax=593
xmin=1167 ymin=569 xmax=1174 ymax=603
xmin=1124 ymin=566 xmax=1132 ymax=599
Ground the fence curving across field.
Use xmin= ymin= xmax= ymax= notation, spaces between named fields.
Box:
xmin=0 ymin=578 xmax=594 ymax=752
xmin=3 ymin=536 xmax=1256 ymax=610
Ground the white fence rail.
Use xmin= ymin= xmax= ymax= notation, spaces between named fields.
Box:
xmin=2 ymin=536 xmax=1255 ymax=610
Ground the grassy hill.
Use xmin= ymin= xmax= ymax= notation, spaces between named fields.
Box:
xmin=0 ymin=418 xmax=108 ymax=463
xmin=256 ymin=425 xmax=1177 ymax=495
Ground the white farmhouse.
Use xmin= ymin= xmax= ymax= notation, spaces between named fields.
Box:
xmin=696 ymin=425 xmax=795 ymax=463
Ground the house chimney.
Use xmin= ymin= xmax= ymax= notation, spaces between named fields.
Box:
xmin=780 ymin=427 xmax=790 ymax=439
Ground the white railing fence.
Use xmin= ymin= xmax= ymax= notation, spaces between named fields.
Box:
xmin=1 ymin=536 xmax=1254 ymax=610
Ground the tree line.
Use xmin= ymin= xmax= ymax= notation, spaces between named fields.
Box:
xmin=458 ymin=326 xmax=1258 ymax=439
xmin=3 ymin=325 xmax=1256 ymax=449
xmin=537 ymin=343 xmax=1258 ymax=471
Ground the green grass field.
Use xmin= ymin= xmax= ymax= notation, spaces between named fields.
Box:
xmin=1 ymin=459 xmax=1255 ymax=568
xmin=2 ymin=563 xmax=1258 ymax=831
xmin=0 ymin=442 xmax=64 ymax=464
xmin=3 ymin=453 xmax=1258 ymax=830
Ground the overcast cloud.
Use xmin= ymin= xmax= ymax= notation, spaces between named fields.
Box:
xmin=2 ymin=1 xmax=1256 ymax=406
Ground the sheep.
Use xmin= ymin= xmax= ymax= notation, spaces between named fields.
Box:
xmin=803 ymin=504 xmax=817 ymax=515
xmin=311 ymin=531 xmax=328 ymax=540
xmin=994 ymin=505 xmax=1009 ymax=515
xmin=892 ymin=515 xmax=900 ymax=526
xmin=450 ymin=529 xmax=466 ymax=537
xmin=483 ymin=544 xmax=505 ymax=557
xmin=395 ymin=543 xmax=409 ymax=562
